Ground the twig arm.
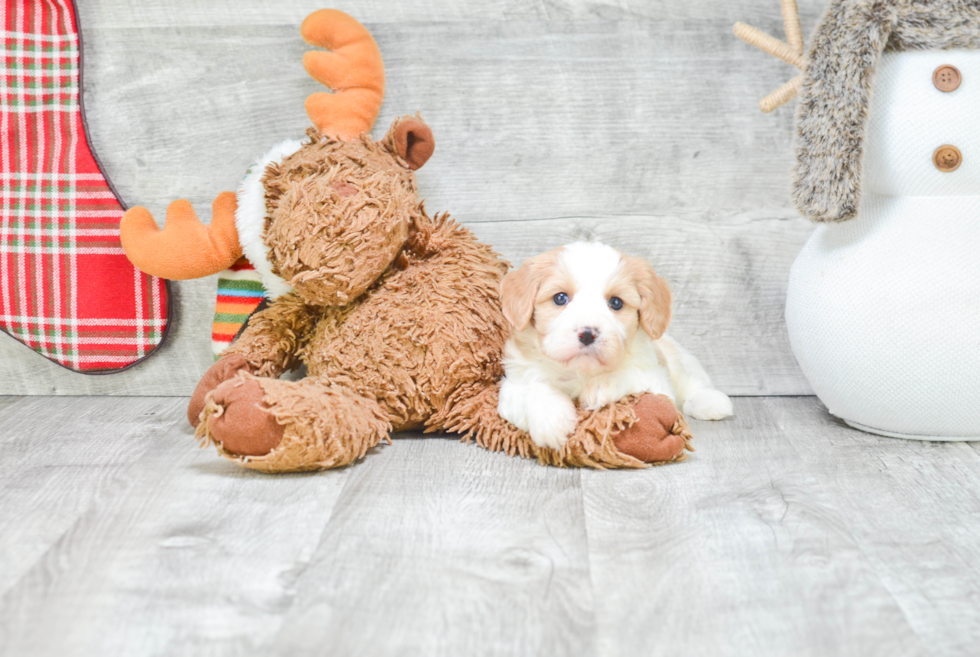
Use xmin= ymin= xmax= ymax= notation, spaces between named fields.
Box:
xmin=780 ymin=0 xmax=804 ymax=54
xmin=759 ymin=73 xmax=804 ymax=113
xmin=733 ymin=22 xmax=807 ymax=69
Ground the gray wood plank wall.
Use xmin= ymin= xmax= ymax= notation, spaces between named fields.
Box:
xmin=0 ymin=0 xmax=827 ymax=395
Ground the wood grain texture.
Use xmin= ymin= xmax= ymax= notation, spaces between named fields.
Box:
xmin=84 ymin=0 xmax=826 ymax=26
xmin=583 ymin=398 xmax=928 ymax=657
xmin=0 ymin=395 xmax=352 ymax=656
xmin=271 ymin=438 xmax=594 ymax=657
xmin=764 ymin=399 xmax=980 ymax=656
xmin=0 ymin=396 xmax=175 ymax=596
xmin=0 ymin=0 xmax=822 ymax=395
xmin=0 ymin=0 xmax=825 ymax=395
xmin=5 ymin=395 xmax=980 ymax=655
xmin=0 ymin=211 xmax=812 ymax=395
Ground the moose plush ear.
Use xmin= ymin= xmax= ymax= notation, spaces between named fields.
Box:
xmin=389 ymin=116 xmax=435 ymax=170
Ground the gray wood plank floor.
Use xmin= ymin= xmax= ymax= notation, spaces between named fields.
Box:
xmin=3 ymin=395 xmax=980 ymax=656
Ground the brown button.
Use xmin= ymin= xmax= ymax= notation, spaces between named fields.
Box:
xmin=933 ymin=145 xmax=962 ymax=172
xmin=933 ymin=65 xmax=962 ymax=92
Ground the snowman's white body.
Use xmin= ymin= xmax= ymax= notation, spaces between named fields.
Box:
xmin=786 ymin=50 xmax=980 ymax=440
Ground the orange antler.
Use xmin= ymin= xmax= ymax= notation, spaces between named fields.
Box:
xmin=120 ymin=192 xmax=242 ymax=280
xmin=733 ymin=0 xmax=807 ymax=113
xmin=301 ymin=9 xmax=385 ymax=140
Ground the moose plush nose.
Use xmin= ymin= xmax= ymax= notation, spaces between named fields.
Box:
xmin=578 ymin=327 xmax=598 ymax=346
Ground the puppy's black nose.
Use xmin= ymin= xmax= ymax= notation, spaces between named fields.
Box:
xmin=578 ymin=327 xmax=597 ymax=346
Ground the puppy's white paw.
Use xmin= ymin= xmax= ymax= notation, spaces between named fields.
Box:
xmin=578 ymin=380 xmax=615 ymax=411
xmin=683 ymin=388 xmax=733 ymax=421
xmin=527 ymin=395 xmax=578 ymax=450
xmin=498 ymin=380 xmax=531 ymax=432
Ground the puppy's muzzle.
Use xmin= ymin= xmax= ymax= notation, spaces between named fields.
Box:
xmin=578 ymin=327 xmax=598 ymax=346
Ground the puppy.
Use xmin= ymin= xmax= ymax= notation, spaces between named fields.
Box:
xmin=498 ymin=241 xmax=733 ymax=449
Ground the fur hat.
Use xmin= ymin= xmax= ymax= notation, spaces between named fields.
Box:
xmin=793 ymin=0 xmax=980 ymax=222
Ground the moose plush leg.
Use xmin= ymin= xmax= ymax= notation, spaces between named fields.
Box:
xmin=440 ymin=383 xmax=693 ymax=469
xmin=196 ymin=373 xmax=391 ymax=473
xmin=550 ymin=393 xmax=693 ymax=468
xmin=0 ymin=0 xmax=170 ymax=371
xmin=610 ymin=394 xmax=694 ymax=464
xmin=187 ymin=353 xmax=255 ymax=426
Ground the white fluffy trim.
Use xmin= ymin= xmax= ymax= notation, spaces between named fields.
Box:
xmin=235 ymin=138 xmax=304 ymax=300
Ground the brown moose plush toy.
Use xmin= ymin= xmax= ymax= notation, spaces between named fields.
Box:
xmin=120 ymin=9 xmax=694 ymax=472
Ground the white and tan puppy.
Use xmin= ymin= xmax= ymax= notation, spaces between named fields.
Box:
xmin=498 ymin=241 xmax=732 ymax=449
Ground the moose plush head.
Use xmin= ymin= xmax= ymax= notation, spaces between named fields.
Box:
xmin=261 ymin=118 xmax=434 ymax=306
xmin=120 ymin=9 xmax=435 ymax=309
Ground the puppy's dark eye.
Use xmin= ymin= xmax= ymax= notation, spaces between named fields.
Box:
xmin=609 ymin=296 xmax=624 ymax=311
xmin=553 ymin=292 xmax=569 ymax=306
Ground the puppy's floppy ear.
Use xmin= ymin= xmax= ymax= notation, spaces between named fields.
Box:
xmin=501 ymin=251 xmax=558 ymax=331
xmin=625 ymin=256 xmax=672 ymax=339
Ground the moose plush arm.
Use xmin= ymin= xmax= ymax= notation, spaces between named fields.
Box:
xmin=187 ymin=293 xmax=315 ymax=426
xmin=223 ymin=292 xmax=317 ymax=376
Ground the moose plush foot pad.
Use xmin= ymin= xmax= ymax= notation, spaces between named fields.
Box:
xmin=196 ymin=370 xmax=392 ymax=473
xmin=612 ymin=393 xmax=694 ymax=464
xmin=197 ymin=373 xmax=284 ymax=457
xmin=0 ymin=0 xmax=169 ymax=372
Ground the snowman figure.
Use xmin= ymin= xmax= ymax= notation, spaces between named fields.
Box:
xmin=736 ymin=0 xmax=980 ymax=440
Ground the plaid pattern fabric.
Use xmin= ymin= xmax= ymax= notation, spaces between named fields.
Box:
xmin=211 ymin=256 xmax=264 ymax=359
xmin=0 ymin=0 xmax=169 ymax=372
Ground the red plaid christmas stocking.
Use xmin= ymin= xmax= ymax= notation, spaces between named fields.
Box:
xmin=0 ymin=0 xmax=170 ymax=372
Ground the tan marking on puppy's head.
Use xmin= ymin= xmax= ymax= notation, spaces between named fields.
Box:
xmin=602 ymin=264 xmax=644 ymax=348
xmin=500 ymin=248 xmax=565 ymax=331
xmin=616 ymin=255 xmax=672 ymax=339
xmin=503 ymin=243 xmax=672 ymax=375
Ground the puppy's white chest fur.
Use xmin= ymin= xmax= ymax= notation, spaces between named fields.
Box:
xmin=504 ymin=329 xmax=675 ymax=405
xmin=498 ymin=330 xmax=677 ymax=450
